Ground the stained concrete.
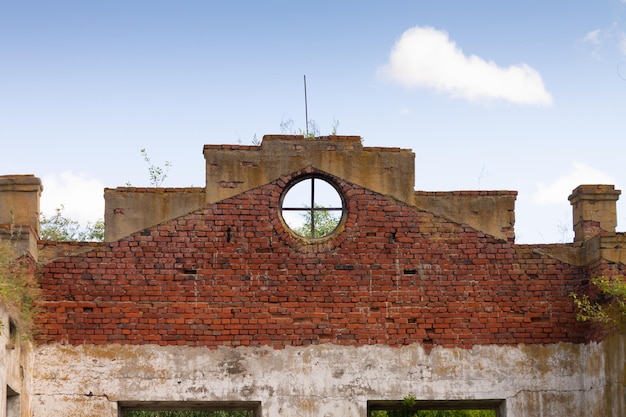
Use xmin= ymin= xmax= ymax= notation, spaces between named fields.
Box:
xmin=31 ymin=341 xmax=614 ymax=417
xmin=0 ymin=308 xmax=34 ymax=417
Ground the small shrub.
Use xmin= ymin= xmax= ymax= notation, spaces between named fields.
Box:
xmin=0 ymin=237 xmax=40 ymax=340
xmin=570 ymin=276 xmax=626 ymax=333
xmin=40 ymin=205 xmax=104 ymax=242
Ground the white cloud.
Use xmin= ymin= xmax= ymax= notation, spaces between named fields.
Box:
xmin=378 ymin=26 xmax=553 ymax=106
xmin=620 ymin=32 xmax=626 ymax=56
xmin=41 ymin=171 xmax=105 ymax=224
xmin=532 ymin=162 xmax=616 ymax=205
xmin=582 ymin=24 xmax=626 ymax=58
xmin=582 ymin=29 xmax=602 ymax=46
xmin=582 ymin=28 xmax=608 ymax=59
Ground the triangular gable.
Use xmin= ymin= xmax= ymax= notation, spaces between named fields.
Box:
xmin=37 ymin=171 xmax=587 ymax=349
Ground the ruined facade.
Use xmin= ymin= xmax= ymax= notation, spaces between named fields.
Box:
xmin=1 ymin=135 xmax=625 ymax=416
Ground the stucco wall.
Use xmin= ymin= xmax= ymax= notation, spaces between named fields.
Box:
xmin=203 ymin=136 xmax=415 ymax=206
xmin=0 ymin=308 xmax=34 ymax=417
xmin=104 ymin=187 xmax=205 ymax=242
xmin=413 ymin=191 xmax=516 ymax=243
xmin=0 ymin=175 xmax=42 ymax=237
xmin=31 ymin=341 xmax=611 ymax=417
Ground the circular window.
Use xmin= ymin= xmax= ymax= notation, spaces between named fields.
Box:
xmin=280 ymin=176 xmax=345 ymax=239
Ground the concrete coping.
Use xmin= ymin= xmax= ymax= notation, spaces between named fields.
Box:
xmin=203 ymin=135 xmax=413 ymax=155
xmin=0 ymin=174 xmax=43 ymax=191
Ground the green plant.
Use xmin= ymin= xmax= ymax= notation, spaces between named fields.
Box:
xmin=294 ymin=205 xmax=341 ymax=238
xmin=372 ymin=408 xmax=494 ymax=417
xmin=43 ymin=148 xmax=172 ymax=242
xmin=279 ymin=117 xmax=295 ymax=134
xmin=330 ymin=117 xmax=340 ymax=135
xmin=124 ymin=411 xmax=252 ymax=417
xmin=570 ymin=275 xmax=626 ymax=332
xmin=402 ymin=395 xmax=417 ymax=408
xmin=0 ymin=235 xmax=41 ymax=340
xmin=303 ymin=120 xmax=320 ymax=139
xmin=370 ymin=395 xmax=495 ymax=417
xmin=40 ymin=205 xmax=104 ymax=242
xmin=279 ymin=117 xmax=339 ymax=139
xmin=141 ymin=148 xmax=172 ymax=187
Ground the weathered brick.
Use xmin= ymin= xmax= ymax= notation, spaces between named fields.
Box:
xmin=35 ymin=173 xmax=608 ymax=351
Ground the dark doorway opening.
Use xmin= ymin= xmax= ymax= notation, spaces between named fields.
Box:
xmin=120 ymin=401 xmax=260 ymax=417
xmin=368 ymin=399 xmax=503 ymax=417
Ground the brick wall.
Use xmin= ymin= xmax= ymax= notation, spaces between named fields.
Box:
xmin=36 ymin=170 xmax=590 ymax=350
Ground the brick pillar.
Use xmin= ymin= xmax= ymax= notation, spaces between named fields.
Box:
xmin=0 ymin=175 xmax=43 ymax=236
xmin=568 ymin=185 xmax=621 ymax=242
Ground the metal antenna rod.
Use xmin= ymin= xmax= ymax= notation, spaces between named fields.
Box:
xmin=304 ymin=75 xmax=309 ymax=136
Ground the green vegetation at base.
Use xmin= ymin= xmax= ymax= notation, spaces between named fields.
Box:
xmin=372 ymin=410 xmax=495 ymax=417
xmin=124 ymin=411 xmax=252 ymax=417
xmin=371 ymin=397 xmax=496 ymax=417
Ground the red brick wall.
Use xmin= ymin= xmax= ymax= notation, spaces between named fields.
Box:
xmin=36 ymin=171 xmax=590 ymax=349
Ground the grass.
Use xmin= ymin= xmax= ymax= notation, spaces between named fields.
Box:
xmin=0 ymin=236 xmax=40 ymax=341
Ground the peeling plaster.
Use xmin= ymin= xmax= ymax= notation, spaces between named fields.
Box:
xmin=30 ymin=341 xmax=612 ymax=417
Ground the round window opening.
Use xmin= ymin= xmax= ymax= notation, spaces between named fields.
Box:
xmin=280 ymin=176 xmax=345 ymax=239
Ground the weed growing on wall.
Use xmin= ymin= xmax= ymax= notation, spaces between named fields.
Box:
xmin=279 ymin=117 xmax=340 ymax=139
xmin=141 ymin=148 xmax=172 ymax=187
xmin=0 ymin=237 xmax=41 ymax=340
xmin=570 ymin=276 xmax=626 ymax=333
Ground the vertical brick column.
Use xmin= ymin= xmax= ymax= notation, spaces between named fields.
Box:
xmin=0 ymin=175 xmax=42 ymax=260
xmin=0 ymin=175 xmax=42 ymax=237
xmin=569 ymin=184 xmax=621 ymax=242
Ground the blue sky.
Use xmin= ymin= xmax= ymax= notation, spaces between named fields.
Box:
xmin=2 ymin=1 xmax=626 ymax=243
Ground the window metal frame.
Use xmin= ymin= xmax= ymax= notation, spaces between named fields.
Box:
xmin=118 ymin=401 xmax=261 ymax=417
xmin=280 ymin=174 xmax=346 ymax=239
xmin=367 ymin=399 xmax=504 ymax=417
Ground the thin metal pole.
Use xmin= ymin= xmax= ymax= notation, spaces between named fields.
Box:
xmin=304 ymin=75 xmax=308 ymax=136
xmin=310 ymin=178 xmax=316 ymax=237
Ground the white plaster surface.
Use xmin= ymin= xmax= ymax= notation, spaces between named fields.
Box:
xmin=1 ymin=308 xmax=35 ymax=417
xmin=29 ymin=341 xmax=613 ymax=417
